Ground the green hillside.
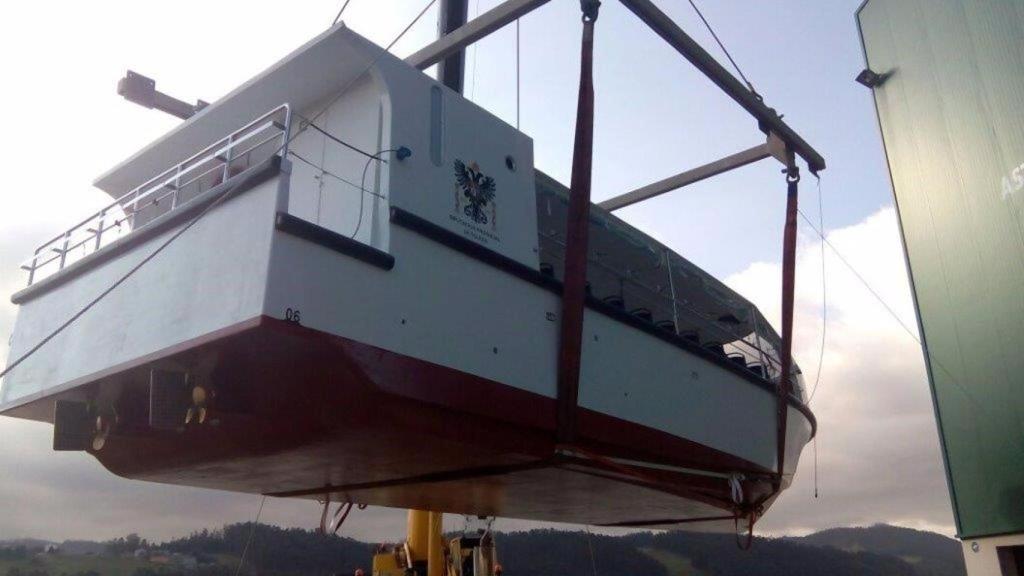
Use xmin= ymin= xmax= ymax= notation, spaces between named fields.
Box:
xmin=0 ymin=554 xmax=151 ymax=576
xmin=0 ymin=523 xmax=964 ymax=576
xmin=793 ymin=524 xmax=965 ymax=576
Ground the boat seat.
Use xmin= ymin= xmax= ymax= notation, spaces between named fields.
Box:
xmin=654 ymin=320 xmax=676 ymax=333
xmin=679 ymin=330 xmax=700 ymax=345
xmin=540 ymin=262 xmax=555 ymax=277
xmin=602 ymin=295 xmax=625 ymax=309
xmin=747 ymin=362 xmax=766 ymax=378
xmin=727 ymin=353 xmax=747 ymax=368
xmin=703 ymin=342 xmax=725 ymax=356
xmin=630 ymin=307 xmax=653 ymax=321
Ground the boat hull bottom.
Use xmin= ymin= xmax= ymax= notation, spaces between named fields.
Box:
xmin=1 ymin=316 xmax=780 ymax=529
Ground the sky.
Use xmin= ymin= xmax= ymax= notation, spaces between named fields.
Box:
xmin=0 ymin=0 xmax=956 ymax=544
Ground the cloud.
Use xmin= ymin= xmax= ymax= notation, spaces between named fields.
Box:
xmin=728 ymin=207 xmax=956 ymax=537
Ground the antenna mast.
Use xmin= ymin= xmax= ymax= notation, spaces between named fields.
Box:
xmin=437 ymin=0 xmax=469 ymax=93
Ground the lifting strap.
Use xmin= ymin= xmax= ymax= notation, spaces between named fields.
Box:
xmin=734 ymin=165 xmax=801 ymax=545
xmin=556 ymin=0 xmax=601 ymax=444
xmin=319 ymin=493 xmax=355 ymax=535
xmin=774 ymin=166 xmax=800 ymax=491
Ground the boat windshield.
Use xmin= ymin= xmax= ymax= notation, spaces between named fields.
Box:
xmin=535 ymin=172 xmax=804 ymax=399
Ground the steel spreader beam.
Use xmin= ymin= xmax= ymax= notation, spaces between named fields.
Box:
xmin=598 ymin=143 xmax=770 ymax=211
xmin=617 ymin=0 xmax=826 ymax=174
xmin=406 ymin=0 xmax=550 ymax=71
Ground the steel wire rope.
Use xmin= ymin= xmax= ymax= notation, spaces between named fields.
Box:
xmin=469 ymin=0 xmax=482 ymax=100
xmin=352 ymin=148 xmax=404 ymax=240
xmin=795 ymin=208 xmax=981 ymax=407
xmin=806 ymin=176 xmax=827 ymax=500
xmin=584 ymin=525 xmax=599 ymax=576
xmin=813 ymin=431 xmax=819 ymax=498
xmin=807 ymin=176 xmax=827 ymax=404
xmin=515 ymin=17 xmax=520 ymax=129
xmin=303 ymin=119 xmax=381 ymax=161
xmin=234 ymin=495 xmax=267 ymax=576
xmin=685 ymin=0 xmax=760 ymax=97
xmin=332 ymin=0 xmax=354 ymax=26
xmin=288 ymin=150 xmax=386 ymax=200
xmin=796 ymin=210 xmax=919 ymax=350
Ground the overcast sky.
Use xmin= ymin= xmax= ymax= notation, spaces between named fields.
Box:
xmin=0 ymin=0 xmax=955 ymax=544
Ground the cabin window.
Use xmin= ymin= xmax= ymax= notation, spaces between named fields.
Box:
xmin=430 ymin=86 xmax=444 ymax=166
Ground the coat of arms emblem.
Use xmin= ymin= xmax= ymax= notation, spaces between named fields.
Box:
xmin=454 ymin=159 xmax=496 ymax=226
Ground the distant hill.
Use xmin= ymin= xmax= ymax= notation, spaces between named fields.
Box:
xmin=0 ymin=538 xmax=56 ymax=550
xmin=498 ymin=529 xmax=668 ymax=576
xmin=623 ymin=530 xmax=917 ymax=576
xmin=0 ymin=523 xmax=965 ymax=576
xmin=57 ymin=540 xmax=107 ymax=556
xmin=792 ymin=524 xmax=965 ymax=576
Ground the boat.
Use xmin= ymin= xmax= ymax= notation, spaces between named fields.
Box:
xmin=0 ymin=7 xmax=818 ymax=532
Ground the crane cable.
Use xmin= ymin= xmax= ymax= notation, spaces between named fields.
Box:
xmin=584 ymin=525 xmax=599 ymax=576
xmin=0 ymin=0 xmax=438 ymax=382
xmin=332 ymin=0 xmax=354 ymax=26
xmin=807 ymin=176 xmax=827 ymax=404
xmin=685 ymin=0 xmax=760 ymax=99
xmin=516 ymin=17 xmax=521 ymax=130
xmin=352 ymin=148 xmax=406 ymax=240
xmin=796 ymin=205 xmax=980 ymax=409
xmin=234 ymin=495 xmax=267 ymax=576
xmin=288 ymin=150 xmax=386 ymax=200
xmin=809 ymin=175 xmax=826 ymax=500
xmin=469 ymin=0 xmax=482 ymax=100
xmin=303 ymin=120 xmax=381 ymax=162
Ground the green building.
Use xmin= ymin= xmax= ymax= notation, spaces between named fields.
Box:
xmin=857 ymin=1 xmax=1024 ymax=573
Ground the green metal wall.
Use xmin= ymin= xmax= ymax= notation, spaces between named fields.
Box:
xmin=857 ymin=0 xmax=1024 ymax=539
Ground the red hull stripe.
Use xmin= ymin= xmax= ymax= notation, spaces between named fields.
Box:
xmin=3 ymin=316 xmax=805 ymax=524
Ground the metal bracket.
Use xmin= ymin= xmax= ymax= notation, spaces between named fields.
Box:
xmin=117 ymin=70 xmax=206 ymax=120
xmin=765 ymin=131 xmax=794 ymax=168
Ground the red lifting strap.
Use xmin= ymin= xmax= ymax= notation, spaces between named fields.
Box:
xmin=555 ymin=6 xmax=599 ymax=445
xmin=774 ymin=167 xmax=800 ymax=490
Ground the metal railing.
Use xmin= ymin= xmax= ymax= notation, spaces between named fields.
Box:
xmin=20 ymin=104 xmax=292 ymax=286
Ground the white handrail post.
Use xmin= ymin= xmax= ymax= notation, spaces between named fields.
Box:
xmin=664 ymin=249 xmax=680 ymax=335
xmin=223 ymin=134 xmax=234 ymax=184
xmin=16 ymin=104 xmax=291 ymax=287
xmin=58 ymin=231 xmax=71 ymax=270
xmin=171 ymin=165 xmax=182 ymax=209
xmin=95 ymin=210 xmax=106 ymax=251
xmin=26 ymin=249 xmax=39 ymax=286
xmin=750 ymin=305 xmax=769 ymax=377
xmin=279 ymin=104 xmax=292 ymax=159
